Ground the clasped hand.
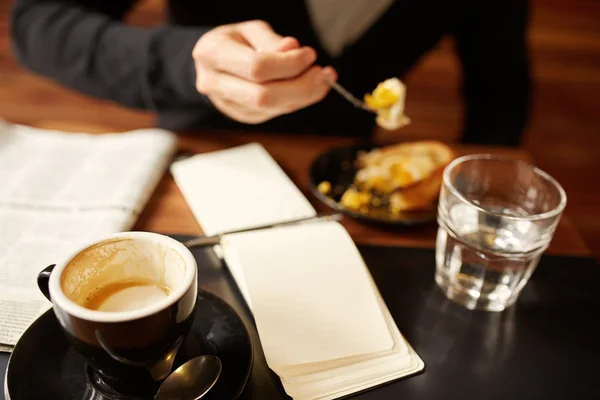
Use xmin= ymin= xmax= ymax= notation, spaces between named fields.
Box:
xmin=193 ymin=20 xmax=337 ymax=124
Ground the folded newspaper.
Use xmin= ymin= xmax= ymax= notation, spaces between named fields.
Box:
xmin=0 ymin=120 xmax=177 ymax=351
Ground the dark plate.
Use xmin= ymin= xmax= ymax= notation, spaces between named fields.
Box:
xmin=308 ymin=144 xmax=437 ymax=226
xmin=4 ymin=289 xmax=253 ymax=400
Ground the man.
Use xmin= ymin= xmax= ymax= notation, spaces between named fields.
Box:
xmin=10 ymin=0 xmax=531 ymax=145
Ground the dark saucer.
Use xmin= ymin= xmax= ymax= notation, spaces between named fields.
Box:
xmin=4 ymin=289 xmax=253 ymax=400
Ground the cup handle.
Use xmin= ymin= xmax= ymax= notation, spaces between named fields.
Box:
xmin=37 ymin=264 xmax=55 ymax=302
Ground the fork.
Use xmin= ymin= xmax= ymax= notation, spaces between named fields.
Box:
xmin=326 ymin=79 xmax=376 ymax=113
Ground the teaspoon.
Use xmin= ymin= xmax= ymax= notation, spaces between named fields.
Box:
xmin=154 ymin=355 xmax=222 ymax=400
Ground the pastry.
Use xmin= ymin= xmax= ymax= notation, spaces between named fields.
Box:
xmin=344 ymin=141 xmax=455 ymax=213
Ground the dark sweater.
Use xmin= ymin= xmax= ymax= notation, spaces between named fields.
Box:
xmin=10 ymin=0 xmax=531 ymax=144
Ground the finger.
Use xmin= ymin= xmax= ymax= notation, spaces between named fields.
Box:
xmin=261 ymin=66 xmax=337 ymax=112
xmin=200 ymin=64 xmax=337 ymax=112
xmin=237 ymin=20 xmax=289 ymax=52
xmin=276 ymin=37 xmax=300 ymax=52
xmin=198 ymin=67 xmax=272 ymax=108
xmin=217 ymin=40 xmax=316 ymax=82
xmin=251 ymin=47 xmax=316 ymax=82
xmin=209 ymin=95 xmax=272 ymax=124
xmin=196 ymin=26 xmax=316 ymax=82
xmin=194 ymin=31 xmax=256 ymax=74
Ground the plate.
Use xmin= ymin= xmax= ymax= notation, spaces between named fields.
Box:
xmin=308 ymin=143 xmax=438 ymax=226
xmin=4 ymin=289 xmax=253 ymax=400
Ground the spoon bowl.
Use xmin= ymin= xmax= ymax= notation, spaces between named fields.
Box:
xmin=155 ymin=355 xmax=222 ymax=400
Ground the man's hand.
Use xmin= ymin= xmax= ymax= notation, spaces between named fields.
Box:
xmin=192 ymin=20 xmax=337 ymax=124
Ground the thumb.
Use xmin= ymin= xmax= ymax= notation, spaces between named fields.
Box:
xmin=238 ymin=20 xmax=292 ymax=52
xmin=276 ymin=37 xmax=300 ymax=52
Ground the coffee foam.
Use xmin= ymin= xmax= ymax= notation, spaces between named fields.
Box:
xmin=61 ymin=237 xmax=186 ymax=312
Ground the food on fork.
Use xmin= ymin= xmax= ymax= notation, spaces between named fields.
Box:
xmin=340 ymin=141 xmax=455 ymax=213
xmin=364 ymin=78 xmax=410 ymax=131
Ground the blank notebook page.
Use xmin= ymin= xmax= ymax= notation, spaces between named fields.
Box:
xmin=170 ymin=142 xmax=317 ymax=236
xmin=223 ymin=220 xmax=394 ymax=369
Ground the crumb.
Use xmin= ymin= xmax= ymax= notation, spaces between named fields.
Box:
xmin=340 ymin=188 xmax=371 ymax=210
xmin=317 ymin=181 xmax=331 ymax=195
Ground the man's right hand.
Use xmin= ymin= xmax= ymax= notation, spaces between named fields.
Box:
xmin=192 ymin=20 xmax=337 ymax=124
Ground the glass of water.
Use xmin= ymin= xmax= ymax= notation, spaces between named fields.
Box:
xmin=435 ymin=155 xmax=567 ymax=312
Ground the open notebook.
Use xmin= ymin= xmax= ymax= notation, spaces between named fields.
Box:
xmin=171 ymin=143 xmax=424 ymax=400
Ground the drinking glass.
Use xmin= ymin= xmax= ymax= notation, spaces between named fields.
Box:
xmin=435 ymin=155 xmax=567 ymax=312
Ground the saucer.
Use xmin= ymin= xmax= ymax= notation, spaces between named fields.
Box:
xmin=4 ymin=289 xmax=253 ymax=400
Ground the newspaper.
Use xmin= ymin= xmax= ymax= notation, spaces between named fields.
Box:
xmin=0 ymin=120 xmax=178 ymax=350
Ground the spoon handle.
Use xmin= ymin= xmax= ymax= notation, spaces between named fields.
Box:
xmin=183 ymin=213 xmax=343 ymax=248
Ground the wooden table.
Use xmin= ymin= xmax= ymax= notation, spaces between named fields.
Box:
xmin=23 ymin=120 xmax=591 ymax=257
xmin=125 ymin=129 xmax=591 ymax=258
xmin=2 ymin=123 xmax=597 ymax=400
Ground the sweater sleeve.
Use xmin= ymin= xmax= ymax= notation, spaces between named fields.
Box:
xmin=10 ymin=0 xmax=214 ymax=113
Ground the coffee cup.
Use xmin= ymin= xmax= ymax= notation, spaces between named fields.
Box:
xmin=37 ymin=232 xmax=198 ymax=396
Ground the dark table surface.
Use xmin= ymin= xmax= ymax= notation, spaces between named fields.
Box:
xmin=3 ymin=237 xmax=600 ymax=400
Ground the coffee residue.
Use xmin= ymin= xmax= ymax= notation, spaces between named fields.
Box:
xmin=83 ymin=278 xmax=171 ymax=312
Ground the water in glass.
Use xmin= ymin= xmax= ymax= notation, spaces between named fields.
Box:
xmin=436 ymin=203 xmax=547 ymax=311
